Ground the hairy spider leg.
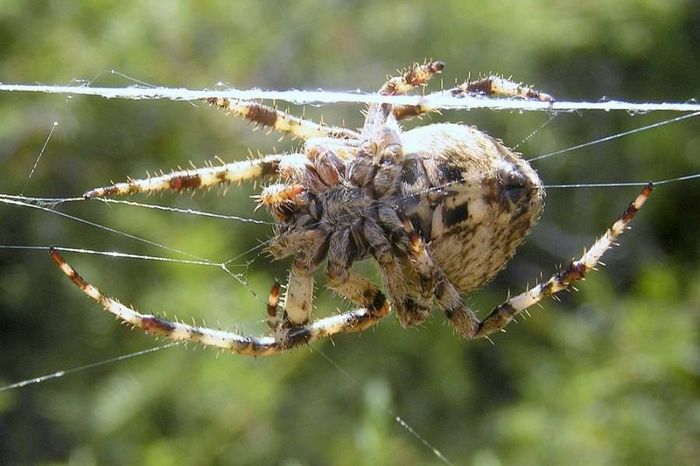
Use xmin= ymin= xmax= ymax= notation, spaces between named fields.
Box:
xmin=82 ymin=153 xmax=308 ymax=198
xmin=265 ymin=212 xmax=394 ymax=336
xmin=325 ymin=228 xmax=390 ymax=331
xmin=433 ymin=185 xmax=652 ymax=339
xmin=451 ymin=75 xmax=554 ymax=102
xmin=362 ymin=60 xmax=445 ymax=139
xmin=378 ymin=60 xmax=446 ymax=96
xmin=281 ymin=260 xmax=317 ymax=326
xmin=372 ymin=206 xmax=439 ymax=326
xmin=50 ymin=248 xmax=388 ymax=356
xmin=393 ymin=72 xmax=554 ymax=121
xmin=474 ymin=184 xmax=653 ymax=338
xmin=207 ymin=97 xmax=360 ymax=140
xmin=438 ymin=183 xmax=653 ymax=338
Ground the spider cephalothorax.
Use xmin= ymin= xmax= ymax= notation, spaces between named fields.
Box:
xmin=51 ymin=61 xmax=652 ymax=355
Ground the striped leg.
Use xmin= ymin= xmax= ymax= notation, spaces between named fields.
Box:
xmin=207 ymin=98 xmax=359 ymax=140
xmin=362 ymin=60 xmax=445 ymax=137
xmin=475 ymin=184 xmax=652 ymax=338
xmin=83 ymin=153 xmax=307 ymax=198
xmin=392 ymin=74 xmax=554 ymax=121
xmin=324 ymin=229 xmax=391 ymax=330
xmin=451 ymin=75 xmax=554 ymax=102
xmin=435 ymin=277 xmax=481 ymax=339
xmin=392 ymin=102 xmax=440 ymax=121
xmin=50 ymin=248 xmax=387 ymax=356
xmin=325 ymin=273 xmax=390 ymax=332
xmin=378 ymin=60 xmax=445 ymax=96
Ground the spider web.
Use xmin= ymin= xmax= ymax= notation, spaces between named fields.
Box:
xmin=1 ymin=79 xmax=699 ymax=464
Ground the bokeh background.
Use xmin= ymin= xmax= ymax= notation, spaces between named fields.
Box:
xmin=1 ymin=1 xmax=699 ymax=465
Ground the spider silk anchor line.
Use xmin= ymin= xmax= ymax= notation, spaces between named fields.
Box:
xmin=1 ymin=83 xmax=699 ymax=113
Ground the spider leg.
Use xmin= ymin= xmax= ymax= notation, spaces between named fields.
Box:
xmin=387 ymin=210 xmax=481 ymax=337
xmin=324 ymin=229 xmax=391 ymax=325
xmin=392 ymin=103 xmax=440 ymax=122
xmin=83 ymin=153 xmax=307 ymax=199
xmin=207 ymin=98 xmax=359 ymax=140
xmin=377 ymin=60 xmax=445 ymax=96
xmin=475 ymin=184 xmax=653 ymax=338
xmin=50 ymin=248 xmax=386 ymax=356
xmin=362 ymin=60 xmax=445 ymax=138
xmin=392 ymin=74 xmax=554 ymax=121
xmin=281 ymin=261 xmax=316 ymax=326
xmin=376 ymin=206 xmax=437 ymax=297
xmin=434 ymin=276 xmax=481 ymax=338
xmin=451 ymin=75 xmax=554 ymax=102
xmin=325 ymin=273 xmax=390 ymax=332
xmin=266 ymin=229 xmax=390 ymax=341
xmin=266 ymin=223 xmax=331 ymax=327
xmin=366 ymin=216 xmax=435 ymax=326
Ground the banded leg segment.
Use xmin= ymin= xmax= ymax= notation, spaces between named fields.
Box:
xmin=451 ymin=76 xmax=554 ymax=102
xmin=362 ymin=61 xmax=445 ymax=137
xmin=50 ymin=248 xmax=387 ymax=356
xmin=326 ymin=271 xmax=390 ymax=333
xmin=435 ymin=277 xmax=481 ymax=339
xmin=282 ymin=262 xmax=315 ymax=325
xmin=83 ymin=153 xmax=307 ymax=198
xmin=475 ymin=184 xmax=653 ymax=338
xmin=207 ymin=98 xmax=359 ymax=140
xmin=378 ymin=60 xmax=445 ymax=96
xmin=393 ymin=73 xmax=554 ymax=121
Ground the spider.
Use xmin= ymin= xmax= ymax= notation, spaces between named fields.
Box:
xmin=50 ymin=61 xmax=652 ymax=356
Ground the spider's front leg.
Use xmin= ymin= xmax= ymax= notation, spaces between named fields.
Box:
xmin=82 ymin=153 xmax=308 ymax=199
xmin=207 ymin=98 xmax=359 ymax=140
xmin=393 ymin=72 xmax=554 ymax=121
xmin=361 ymin=60 xmax=445 ymax=142
xmin=451 ymin=75 xmax=554 ymax=102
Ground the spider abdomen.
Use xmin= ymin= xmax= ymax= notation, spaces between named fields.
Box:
xmin=399 ymin=123 xmax=545 ymax=292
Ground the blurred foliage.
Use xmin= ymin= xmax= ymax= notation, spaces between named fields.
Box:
xmin=1 ymin=1 xmax=699 ymax=465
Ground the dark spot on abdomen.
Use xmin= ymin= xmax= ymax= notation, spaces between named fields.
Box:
xmin=439 ymin=162 xmax=463 ymax=184
xmin=400 ymin=158 xmax=421 ymax=185
xmin=443 ymin=203 xmax=469 ymax=227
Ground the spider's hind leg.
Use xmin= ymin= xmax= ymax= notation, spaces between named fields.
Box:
xmin=324 ymin=229 xmax=391 ymax=329
xmin=475 ymin=184 xmax=653 ymax=338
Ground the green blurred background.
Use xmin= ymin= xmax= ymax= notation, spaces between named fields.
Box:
xmin=1 ymin=1 xmax=699 ymax=464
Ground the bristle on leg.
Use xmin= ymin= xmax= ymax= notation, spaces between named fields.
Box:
xmin=475 ymin=184 xmax=653 ymax=338
xmin=49 ymin=248 xmax=388 ymax=356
